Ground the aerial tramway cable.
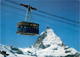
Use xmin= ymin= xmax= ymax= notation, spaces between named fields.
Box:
xmin=2 ymin=9 xmax=79 ymax=33
xmin=6 ymin=0 xmax=80 ymax=25
xmin=1 ymin=3 xmax=80 ymax=27
xmin=37 ymin=9 xmax=80 ymax=24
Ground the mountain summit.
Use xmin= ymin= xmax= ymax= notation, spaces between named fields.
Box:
xmin=0 ymin=26 xmax=79 ymax=57
xmin=33 ymin=26 xmax=79 ymax=57
xmin=34 ymin=26 xmax=63 ymax=49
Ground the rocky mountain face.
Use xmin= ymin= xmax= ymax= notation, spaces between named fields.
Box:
xmin=33 ymin=26 xmax=64 ymax=49
xmin=0 ymin=26 xmax=80 ymax=57
xmin=32 ymin=26 xmax=79 ymax=57
xmin=0 ymin=45 xmax=23 ymax=56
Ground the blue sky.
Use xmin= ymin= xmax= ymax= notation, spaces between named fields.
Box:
xmin=0 ymin=0 xmax=80 ymax=51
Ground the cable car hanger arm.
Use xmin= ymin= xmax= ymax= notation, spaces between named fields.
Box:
xmin=20 ymin=4 xmax=37 ymax=11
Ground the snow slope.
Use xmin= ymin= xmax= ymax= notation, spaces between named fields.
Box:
xmin=0 ymin=44 xmax=36 ymax=57
xmin=33 ymin=26 xmax=79 ymax=57
xmin=0 ymin=26 xmax=79 ymax=57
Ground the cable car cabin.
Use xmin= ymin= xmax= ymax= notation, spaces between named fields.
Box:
xmin=16 ymin=21 xmax=39 ymax=36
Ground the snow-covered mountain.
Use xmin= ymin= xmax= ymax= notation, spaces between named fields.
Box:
xmin=0 ymin=26 xmax=80 ymax=57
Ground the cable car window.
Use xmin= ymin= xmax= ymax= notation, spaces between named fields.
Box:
xmin=26 ymin=27 xmax=28 ymax=32
xmin=27 ymin=23 xmax=29 ymax=26
xmin=33 ymin=24 xmax=36 ymax=26
xmin=17 ymin=26 xmax=21 ymax=32
xmin=30 ymin=27 xmax=32 ymax=33
xmin=30 ymin=24 xmax=32 ymax=26
xmin=17 ymin=27 xmax=20 ymax=32
xmin=23 ymin=26 xmax=26 ymax=32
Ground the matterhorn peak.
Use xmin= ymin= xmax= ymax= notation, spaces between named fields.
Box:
xmin=45 ymin=26 xmax=56 ymax=37
xmin=46 ymin=26 xmax=53 ymax=31
xmin=46 ymin=26 xmax=51 ymax=29
xmin=34 ymin=26 xmax=63 ymax=49
xmin=41 ymin=26 xmax=56 ymax=37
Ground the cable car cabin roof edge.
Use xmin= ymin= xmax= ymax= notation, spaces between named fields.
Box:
xmin=17 ymin=21 xmax=39 ymax=26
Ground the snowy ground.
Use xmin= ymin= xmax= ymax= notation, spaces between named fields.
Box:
xmin=0 ymin=54 xmax=36 ymax=57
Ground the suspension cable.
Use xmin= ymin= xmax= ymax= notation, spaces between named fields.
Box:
xmin=25 ymin=6 xmax=29 ymax=21
xmin=37 ymin=9 xmax=80 ymax=24
xmin=5 ymin=0 xmax=20 ymax=5
xmin=2 ymin=9 xmax=79 ymax=33
xmin=6 ymin=0 xmax=80 ymax=25
xmin=1 ymin=3 xmax=80 ymax=27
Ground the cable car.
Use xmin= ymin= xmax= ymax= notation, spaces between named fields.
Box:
xmin=16 ymin=21 xmax=39 ymax=35
xmin=16 ymin=4 xmax=39 ymax=36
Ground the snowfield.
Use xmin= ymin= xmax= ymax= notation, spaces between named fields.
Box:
xmin=0 ymin=54 xmax=36 ymax=57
